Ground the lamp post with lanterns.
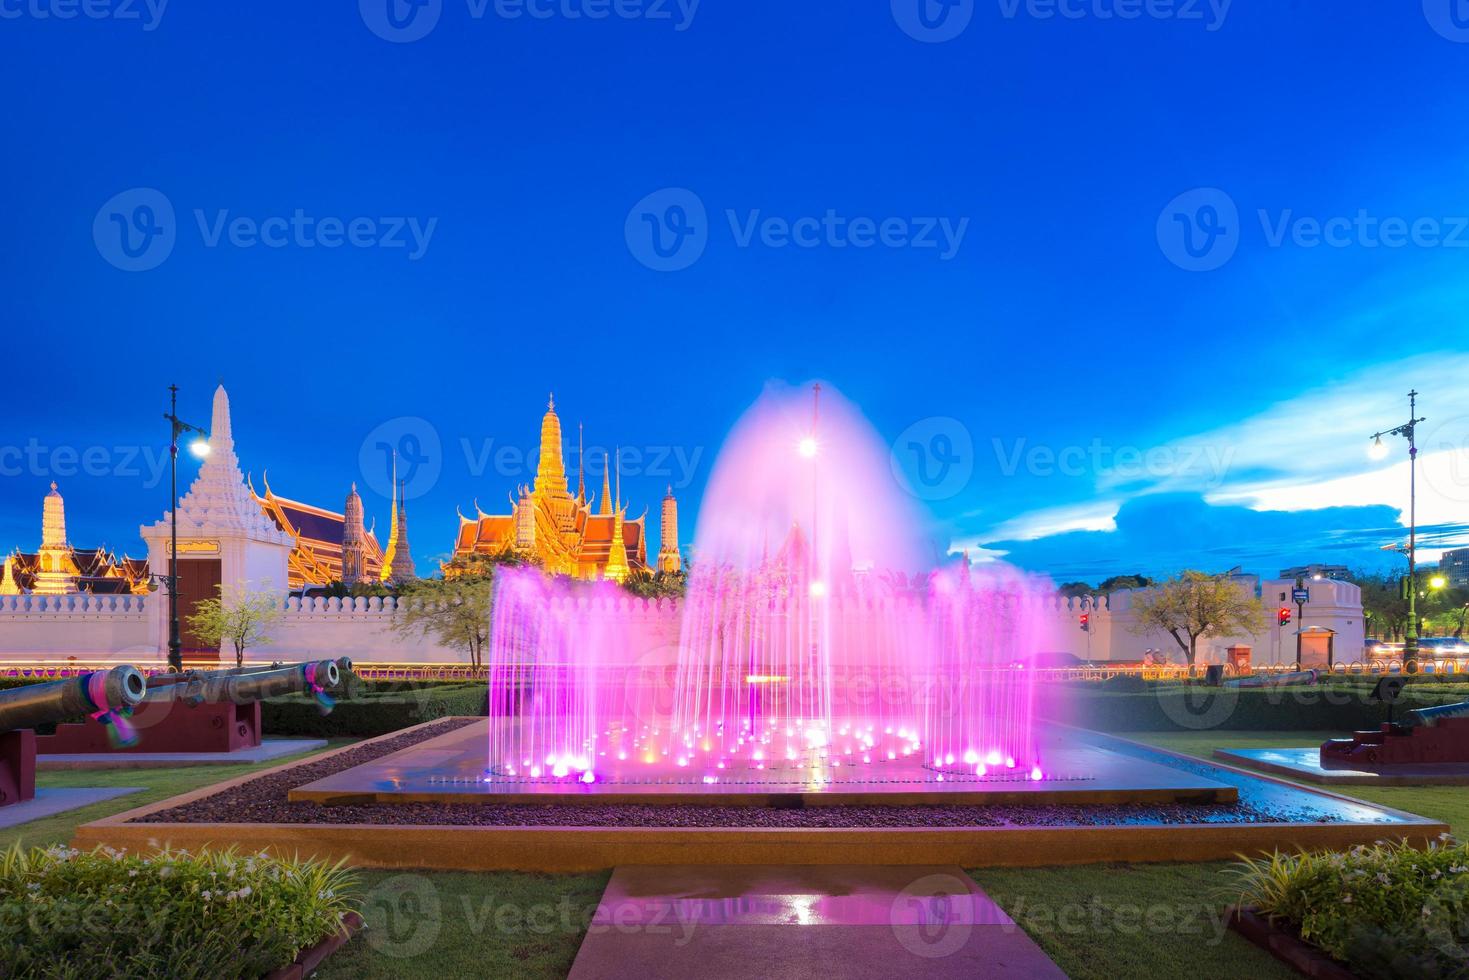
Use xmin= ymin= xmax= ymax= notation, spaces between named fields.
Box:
xmin=1368 ymin=391 xmax=1426 ymax=673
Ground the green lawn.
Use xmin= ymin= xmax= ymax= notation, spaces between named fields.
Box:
xmin=970 ymin=862 xmax=1297 ymax=980
xmin=11 ymin=729 xmax=1459 ymax=979
xmin=0 ymin=740 xmax=351 ymax=850
xmin=316 ymin=869 xmax=609 ymax=980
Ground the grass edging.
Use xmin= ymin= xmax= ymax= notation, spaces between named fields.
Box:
xmin=1227 ymin=906 xmax=1361 ymax=980
xmin=264 ymin=911 xmax=365 ymax=980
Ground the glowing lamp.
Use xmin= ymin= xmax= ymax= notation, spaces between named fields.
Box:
xmin=798 ymin=436 xmax=818 ymax=458
xmin=1431 ymin=576 xmax=1448 ymax=590
xmin=1368 ymin=435 xmax=1389 ymax=461
xmin=580 ymin=771 xmax=596 ymax=784
xmin=1030 ymin=766 xmax=1043 ymax=781
xmin=188 ymin=436 xmax=211 ymax=458
xmin=809 ymin=580 xmax=827 ymax=598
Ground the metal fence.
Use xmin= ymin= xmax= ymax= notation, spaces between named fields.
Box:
xmin=3 ymin=658 xmax=1466 ymax=683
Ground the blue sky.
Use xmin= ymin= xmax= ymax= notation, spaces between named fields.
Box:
xmin=2 ymin=1 xmax=1467 ymax=583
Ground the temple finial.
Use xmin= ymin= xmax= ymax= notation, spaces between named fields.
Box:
xmin=599 ymin=448 xmax=613 ymax=516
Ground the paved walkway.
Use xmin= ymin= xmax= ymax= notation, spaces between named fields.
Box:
xmin=568 ymin=865 xmax=1066 ymax=979
xmin=0 ymin=787 xmax=142 ymax=829
xmin=38 ymin=738 xmax=327 ymax=769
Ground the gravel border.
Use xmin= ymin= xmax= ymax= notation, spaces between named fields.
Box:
xmin=138 ymin=719 xmax=1341 ymax=829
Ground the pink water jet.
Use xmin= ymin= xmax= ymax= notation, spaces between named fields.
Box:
xmin=485 ymin=383 xmax=1056 ymax=787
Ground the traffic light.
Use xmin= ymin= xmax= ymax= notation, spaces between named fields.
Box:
xmin=1079 ymin=613 xmax=1090 ymax=632
xmin=1278 ymin=608 xmax=1292 ymax=627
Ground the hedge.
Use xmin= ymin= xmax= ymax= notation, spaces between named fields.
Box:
xmin=262 ymin=681 xmax=487 ymax=738
xmin=1062 ymin=681 xmax=1469 ymax=732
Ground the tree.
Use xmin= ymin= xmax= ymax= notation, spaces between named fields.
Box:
xmin=623 ymin=569 xmax=687 ymax=600
xmin=395 ymin=552 xmax=528 ymax=670
xmin=186 ymin=585 xmax=283 ymax=668
xmin=1057 ymin=581 xmax=1095 ymax=598
xmin=1128 ymin=570 xmax=1264 ymax=667
xmin=1099 ymin=573 xmax=1153 ymax=593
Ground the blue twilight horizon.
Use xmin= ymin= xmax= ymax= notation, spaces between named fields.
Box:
xmin=2 ymin=2 xmax=1467 ymax=584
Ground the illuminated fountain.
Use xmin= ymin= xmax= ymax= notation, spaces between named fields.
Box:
xmin=484 ymin=383 xmax=1056 ymax=789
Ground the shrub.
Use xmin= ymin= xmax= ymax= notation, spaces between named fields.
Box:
xmin=262 ymin=680 xmax=487 ymax=737
xmin=1233 ymin=837 xmax=1469 ymax=979
xmin=0 ymin=844 xmax=357 ymax=980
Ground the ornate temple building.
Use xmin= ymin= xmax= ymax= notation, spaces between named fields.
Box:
xmin=250 ymin=476 xmax=387 ymax=591
xmin=0 ymin=483 xmax=149 ymax=596
xmin=453 ymin=396 xmax=680 ymax=582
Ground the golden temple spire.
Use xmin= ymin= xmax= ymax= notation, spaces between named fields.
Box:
xmin=576 ymin=423 xmax=586 ymax=506
xmin=604 ymin=446 xmax=630 ymax=584
xmin=380 ymin=453 xmax=399 ymax=583
xmin=658 ymin=484 xmax=681 ymax=574
xmin=599 ymin=448 xmax=613 ymax=516
xmin=385 ymin=477 xmax=416 ymax=585
xmin=534 ymin=393 xmax=568 ymax=497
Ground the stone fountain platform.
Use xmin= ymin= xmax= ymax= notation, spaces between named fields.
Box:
xmin=287 ymin=719 xmax=1237 ymax=807
xmin=1215 ymin=747 xmax=1469 ymax=786
xmin=72 ymin=719 xmax=1452 ymax=872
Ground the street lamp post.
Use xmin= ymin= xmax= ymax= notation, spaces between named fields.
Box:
xmin=1369 ymin=390 xmax=1426 ymax=674
xmin=163 ymin=385 xmax=210 ymax=673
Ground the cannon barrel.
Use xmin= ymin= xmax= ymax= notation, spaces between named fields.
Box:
xmin=1225 ymin=669 xmax=1318 ymax=689
xmin=0 ymin=666 xmax=146 ymax=732
xmin=145 ymin=659 xmax=346 ymax=706
xmin=1408 ymin=700 xmax=1469 ymax=727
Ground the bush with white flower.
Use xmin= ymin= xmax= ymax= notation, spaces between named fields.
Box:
xmin=0 ymin=844 xmax=357 ymax=979
xmin=1233 ymin=835 xmax=1469 ymax=979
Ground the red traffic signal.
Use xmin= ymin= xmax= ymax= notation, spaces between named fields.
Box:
xmin=1079 ymin=613 xmax=1090 ymax=632
xmin=1278 ymin=608 xmax=1293 ymax=626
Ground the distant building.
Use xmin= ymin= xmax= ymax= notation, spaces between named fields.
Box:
xmin=1279 ymin=563 xmax=1351 ymax=581
xmin=251 ymin=476 xmax=386 ymax=590
xmin=1441 ymin=548 xmax=1469 ymax=589
xmin=0 ymin=483 xmax=149 ymax=596
xmin=453 ymin=396 xmax=658 ymax=582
